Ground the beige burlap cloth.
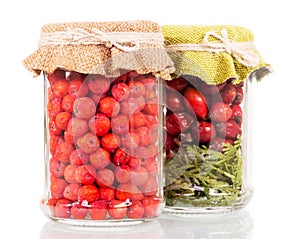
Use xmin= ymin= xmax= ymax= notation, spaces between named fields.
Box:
xmin=23 ymin=21 xmax=175 ymax=80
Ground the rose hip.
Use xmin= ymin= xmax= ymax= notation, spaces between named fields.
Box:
xmin=115 ymin=165 xmax=132 ymax=184
xmin=50 ymin=157 xmax=66 ymax=178
xmin=112 ymin=148 xmax=130 ymax=166
xmin=50 ymin=178 xmax=67 ymax=199
xmin=111 ymin=82 xmax=129 ymax=101
xmin=55 ymin=112 xmax=72 ymax=130
xmin=210 ymin=102 xmax=232 ymax=122
xmin=76 ymin=133 xmax=100 ymax=154
xmin=61 ymin=95 xmax=75 ymax=113
xmin=78 ymin=184 xmax=99 ymax=203
xmin=89 ymin=148 xmax=111 ymax=169
xmin=129 ymin=111 xmax=145 ymax=128
xmin=52 ymin=79 xmax=69 ymax=98
xmin=67 ymin=118 xmax=89 ymax=139
xmin=99 ymin=188 xmax=115 ymax=201
xmin=69 ymin=149 xmax=89 ymax=166
xmin=96 ymin=169 xmax=114 ymax=188
xmin=192 ymin=121 xmax=216 ymax=144
xmin=99 ymin=96 xmax=120 ymax=118
xmin=47 ymin=70 xmax=66 ymax=85
xmin=101 ymin=133 xmax=120 ymax=153
xmin=75 ymin=165 xmax=96 ymax=185
xmin=54 ymin=142 xmax=74 ymax=163
xmin=131 ymin=166 xmax=149 ymax=186
xmin=68 ymin=78 xmax=89 ymax=98
xmin=89 ymin=200 xmax=107 ymax=220
xmin=111 ymin=115 xmax=129 ymax=135
xmin=116 ymin=183 xmax=144 ymax=201
xmin=87 ymin=74 xmax=111 ymax=95
xmin=73 ymin=97 xmax=96 ymax=120
xmin=71 ymin=203 xmax=88 ymax=219
xmin=127 ymin=201 xmax=144 ymax=219
xmin=63 ymin=164 xmax=77 ymax=183
xmin=54 ymin=199 xmax=71 ymax=218
xmin=108 ymin=200 xmax=127 ymax=220
xmin=63 ymin=183 xmax=80 ymax=201
xmin=184 ymin=87 xmax=208 ymax=119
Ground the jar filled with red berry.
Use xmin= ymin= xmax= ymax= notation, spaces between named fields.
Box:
xmin=162 ymin=25 xmax=272 ymax=214
xmin=23 ymin=21 xmax=174 ymax=226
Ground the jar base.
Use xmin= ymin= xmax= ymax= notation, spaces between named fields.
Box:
xmin=47 ymin=215 xmax=156 ymax=228
xmin=163 ymin=190 xmax=252 ymax=218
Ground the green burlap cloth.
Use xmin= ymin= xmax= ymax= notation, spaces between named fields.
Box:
xmin=162 ymin=25 xmax=272 ymax=84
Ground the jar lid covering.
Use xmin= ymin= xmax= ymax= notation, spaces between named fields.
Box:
xmin=162 ymin=25 xmax=272 ymax=84
xmin=23 ymin=20 xmax=175 ymax=80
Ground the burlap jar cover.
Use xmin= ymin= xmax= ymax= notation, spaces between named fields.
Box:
xmin=162 ymin=25 xmax=272 ymax=84
xmin=23 ymin=20 xmax=175 ymax=79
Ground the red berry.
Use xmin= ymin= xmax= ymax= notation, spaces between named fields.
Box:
xmin=89 ymin=200 xmax=107 ymax=220
xmin=87 ymin=74 xmax=111 ymax=95
xmin=129 ymin=111 xmax=145 ymax=128
xmin=49 ymin=119 xmax=63 ymax=136
xmin=127 ymin=201 xmax=144 ymax=219
xmin=69 ymin=149 xmax=89 ymax=166
xmin=111 ymin=115 xmax=129 ymax=135
xmin=73 ymin=97 xmax=96 ymax=120
xmin=142 ymin=157 xmax=158 ymax=177
xmin=121 ymin=132 xmax=140 ymax=150
xmin=75 ymin=165 xmax=96 ymax=185
xmin=67 ymin=71 xmax=86 ymax=81
xmin=76 ymin=133 xmax=100 ymax=154
xmin=210 ymin=102 xmax=232 ymax=122
xmin=99 ymin=187 xmax=115 ymax=201
xmin=128 ymin=156 xmax=142 ymax=169
xmin=111 ymin=82 xmax=129 ymax=101
xmin=112 ymin=148 xmax=130 ymax=166
xmin=47 ymin=70 xmax=66 ymax=85
xmin=88 ymin=113 xmax=110 ymax=137
xmin=71 ymin=203 xmax=88 ymax=219
xmin=99 ymin=96 xmax=120 ymax=118
xmin=220 ymin=84 xmax=237 ymax=104
xmin=46 ymin=198 xmax=57 ymax=217
xmin=130 ymin=166 xmax=149 ymax=186
xmin=166 ymin=90 xmax=185 ymax=112
xmin=120 ymin=98 xmax=140 ymax=116
xmin=55 ymin=112 xmax=72 ymax=130
xmin=166 ymin=112 xmax=194 ymax=136
xmin=231 ymin=105 xmax=243 ymax=125
xmin=54 ymin=199 xmax=71 ymax=218
xmin=61 ymin=95 xmax=75 ymax=113
xmin=50 ymin=157 xmax=67 ymax=178
xmin=135 ymin=127 xmax=151 ymax=147
xmin=184 ymin=87 xmax=208 ymax=119
xmin=192 ymin=121 xmax=216 ymax=144
xmin=140 ymin=74 xmax=156 ymax=91
xmin=68 ymin=79 xmax=89 ymax=98
xmin=115 ymin=183 xmax=144 ymax=201
xmin=166 ymin=77 xmax=188 ymax=92
xmin=54 ymin=142 xmax=74 ymax=163
xmin=128 ymin=81 xmax=145 ymax=98
xmin=89 ymin=148 xmax=111 ymax=169
xmin=143 ymin=98 xmax=158 ymax=115
xmin=63 ymin=183 xmax=80 ymax=201
xmin=63 ymin=164 xmax=77 ymax=183
xmin=140 ymin=177 xmax=158 ymax=196
xmin=52 ymin=79 xmax=69 ymax=98
xmin=96 ymin=169 xmax=114 ymax=188
xmin=47 ymin=98 xmax=63 ymax=119
xmin=50 ymin=135 xmax=64 ymax=155
xmin=142 ymin=196 xmax=160 ymax=218
xmin=101 ymin=133 xmax=120 ymax=153
xmin=50 ymin=178 xmax=67 ymax=199
xmin=233 ymin=87 xmax=244 ymax=105
xmin=144 ymin=115 xmax=158 ymax=128
xmin=108 ymin=200 xmax=127 ymax=219
xmin=78 ymin=184 xmax=99 ymax=203
xmin=216 ymin=120 xmax=242 ymax=139
xmin=115 ymin=165 xmax=132 ymax=184
xmin=67 ymin=118 xmax=89 ymax=139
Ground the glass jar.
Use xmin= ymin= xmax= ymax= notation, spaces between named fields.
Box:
xmin=162 ymin=25 xmax=272 ymax=215
xmin=23 ymin=21 xmax=174 ymax=225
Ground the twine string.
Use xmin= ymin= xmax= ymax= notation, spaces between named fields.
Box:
xmin=166 ymin=29 xmax=260 ymax=67
xmin=38 ymin=27 xmax=164 ymax=52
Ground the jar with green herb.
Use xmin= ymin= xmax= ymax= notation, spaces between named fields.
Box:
xmin=162 ymin=25 xmax=272 ymax=214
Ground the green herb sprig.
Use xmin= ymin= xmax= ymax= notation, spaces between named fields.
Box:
xmin=164 ymin=137 xmax=244 ymax=207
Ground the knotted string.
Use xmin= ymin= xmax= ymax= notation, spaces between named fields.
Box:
xmin=166 ymin=29 xmax=260 ymax=67
xmin=38 ymin=27 xmax=165 ymax=52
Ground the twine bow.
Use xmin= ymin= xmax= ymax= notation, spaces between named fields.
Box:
xmin=38 ymin=27 xmax=164 ymax=52
xmin=166 ymin=29 xmax=260 ymax=68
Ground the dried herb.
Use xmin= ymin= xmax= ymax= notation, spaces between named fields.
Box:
xmin=164 ymin=137 xmax=244 ymax=207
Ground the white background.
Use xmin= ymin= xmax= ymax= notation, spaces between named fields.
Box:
xmin=0 ymin=0 xmax=299 ymax=238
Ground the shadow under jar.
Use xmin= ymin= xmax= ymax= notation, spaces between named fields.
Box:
xmin=23 ymin=21 xmax=175 ymax=226
xmin=162 ymin=25 xmax=272 ymax=215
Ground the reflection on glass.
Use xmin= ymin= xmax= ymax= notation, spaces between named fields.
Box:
xmin=40 ymin=220 xmax=163 ymax=239
xmin=159 ymin=210 xmax=253 ymax=239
